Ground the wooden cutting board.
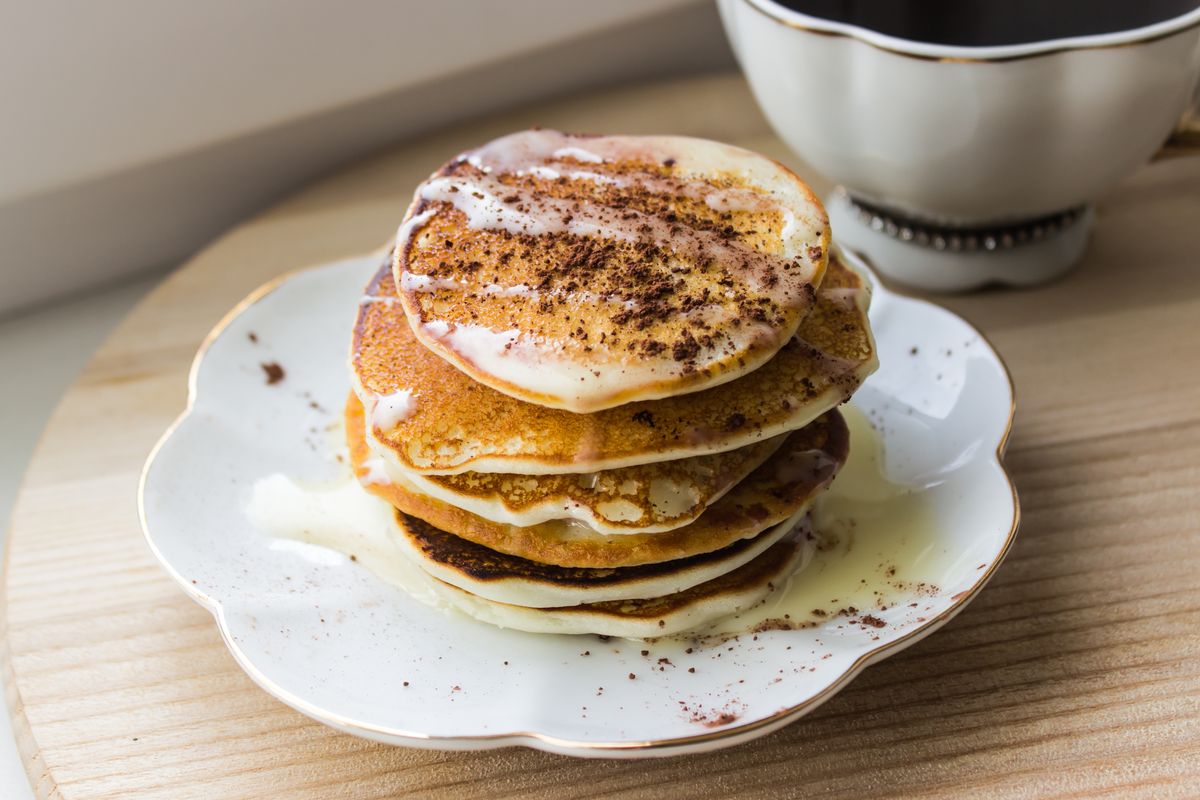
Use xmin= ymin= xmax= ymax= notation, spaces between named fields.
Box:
xmin=4 ymin=73 xmax=1200 ymax=799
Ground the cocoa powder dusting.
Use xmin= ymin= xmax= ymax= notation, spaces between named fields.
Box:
xmin=260 ymin=362 xmax=285 ymax=385
xmin=400 ymin=138 xmax=824 ymax=381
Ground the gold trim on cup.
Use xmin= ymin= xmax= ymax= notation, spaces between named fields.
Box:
xmin=740 ymin=0 xmax=1200 ymax=64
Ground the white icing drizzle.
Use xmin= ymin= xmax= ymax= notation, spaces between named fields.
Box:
xmin=400 ymin=273 xmax=461 ymax=292
xmin=562 ymin=168 xmax=621 ymax=186
xmin=552 ymin=145 xmax=605 ymax=163
xmin=423 ymin=319 xmax=450 ymax=337
xmin=781 ymin=208 xmax=799 ymax=241
xmin=561 ymin=167 xmax=779 ymax=219
xmin=465 ymin=130 xmax=789 ymax=217
xmin=395 ymin=208 xmax=437 ymax=260
xmin=369 ymin=390 xmax=418 ymax=431
xmin=360 ymin=456 xmax=391 ymax=485
xmin=404 ymin=277 xmax=634 ymax=311
xmin=464 ymin=130 xmax=628 ymax=172
xmin=419 ymin=175 xmax=549 ymax=236
xmin=481 ymin=282 xmax=535 ymax=298
xmin=391 ymin=129 xmax=829 ymax=411
xmin=410 ymin=174 xmax=790 ymax=294
xmin=422 ymin=321 xmax=524 ymax=365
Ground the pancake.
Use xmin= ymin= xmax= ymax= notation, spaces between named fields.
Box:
xmin=350 ymin=393 xmax=785 ymax=535
xmin=353 ymin=250 xmax=874 ymax=475
xmin=394 ymin=129 xmax=830 ymax=412
xmin=416 ymin=530 xmax=813 ymax=638
xmin=347 ymin=397 xmax=848 ymax=568
xmin=393 ymin=507 xmax=812 ymax=608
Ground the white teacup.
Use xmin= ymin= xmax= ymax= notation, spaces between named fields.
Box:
xmin=718 ymin=0 xmax=1200 ymax=290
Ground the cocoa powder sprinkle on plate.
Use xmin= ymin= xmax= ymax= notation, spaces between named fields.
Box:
xmin=260 ymin=362 xmax=285 ymax=384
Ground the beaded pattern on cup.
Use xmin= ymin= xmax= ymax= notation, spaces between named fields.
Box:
xmin=836 ymin=188 xmax=1087 ymax=252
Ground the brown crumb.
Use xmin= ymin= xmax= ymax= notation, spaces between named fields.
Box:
xmin=632 ymin=410 xmax=655 ymax=428
xmin=260 ymin=362 xmax=285 ymax=384
xmin=695 ymin=711 xmax=741 ymax=728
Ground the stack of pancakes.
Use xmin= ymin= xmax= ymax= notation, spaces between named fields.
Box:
xmin=347 ymin=130 xmax=877 ymax=637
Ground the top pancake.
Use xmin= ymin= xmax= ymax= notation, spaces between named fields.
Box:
xmin=353 ymin=249 xmax=876 ymax=476
xmin=394 ymin=130 xmax=830 ymax=412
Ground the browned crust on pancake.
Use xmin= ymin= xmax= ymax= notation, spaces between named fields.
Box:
xmin=437 ymin=532 xmax=806 ymax=621
xmin=346 ymin=394 xmax=848 ymax=568
xmin=352 ymin=252 xmax=873 ymax=474
xmin=415 ymin=431 xmax=783 ymax=533
xmin=396 ymin=510 xmax=797 ymax=588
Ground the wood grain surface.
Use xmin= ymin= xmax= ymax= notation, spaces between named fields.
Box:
xmin=4 ymin=73 xmax=1200 ymax=799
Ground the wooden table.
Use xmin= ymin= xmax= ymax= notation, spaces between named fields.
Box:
xmin=4 ymin=73 xmax=1199 ymax=799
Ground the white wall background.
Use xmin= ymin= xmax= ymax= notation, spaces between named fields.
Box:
xmin=0 ymin=5 xmax=735 ymax=796
xmin=0 ymin=0 xmax=734 ymax=317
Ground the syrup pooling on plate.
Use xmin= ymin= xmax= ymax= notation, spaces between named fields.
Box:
xmin=708 ymin=405 xmax=945 ymax=637
xmin=243 ymin=470 xmax=821 ymax=637
xmin=244 ymin=407 xmax=947 ymax=641
xmin=395 ymin=130 xmax=830 ymax=412
xmin=247 ymin=473 xmax=447 ymax=611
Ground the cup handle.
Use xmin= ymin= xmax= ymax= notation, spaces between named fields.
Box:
xmin=1156 ymin=94 xmax=1200 ymax=159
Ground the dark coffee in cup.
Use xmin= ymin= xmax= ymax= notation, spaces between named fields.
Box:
xmin=771 ymin=0 xmax=1200 ymax=46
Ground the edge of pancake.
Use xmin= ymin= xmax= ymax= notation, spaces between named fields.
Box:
xmin=421 ymin=532 xmax=810 ymax=638
xmin=346 ymin=395 xmax=849 ymax=568
xmin=393 ymin=131 xmax=831 ymax=412
xmin=378 ymin=431 xmax=786 ymax=536
xmin=351 ymin=250 xmax=876 ymax=476
xmin=393 ymin=506 xmax=811 ymax=608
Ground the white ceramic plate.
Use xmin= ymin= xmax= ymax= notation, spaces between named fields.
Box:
xmin=140 ymin=248 xmax=1018 ymax=757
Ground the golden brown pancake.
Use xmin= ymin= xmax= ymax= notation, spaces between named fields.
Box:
xmin=394 ymin=130 xmax=830 ymax=412
xmin=364 ymin=402 xmax=785 ymax=534
xmin=417 ymin=530 xmax=812 ymax=638
xmin=346 ymin=396 xmax=848 ymax=568
xmin=394 ymin=509 xmax=811 ymax=608
xmin=353 ymin=250 xmax=874 ymax=475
